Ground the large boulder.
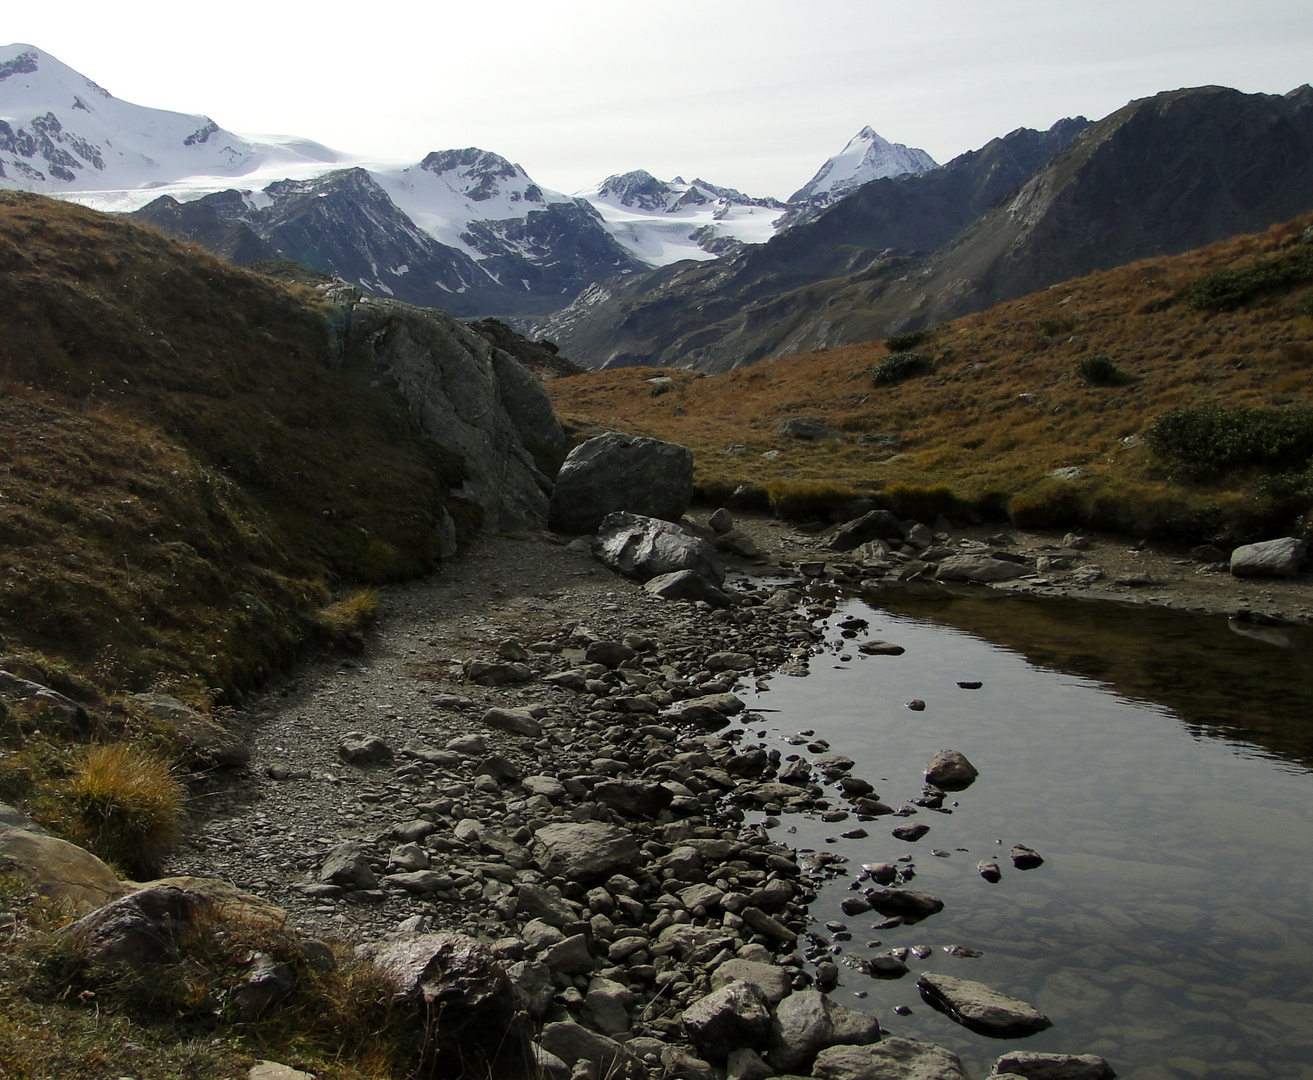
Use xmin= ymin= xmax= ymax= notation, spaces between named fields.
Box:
xmin=594 ymin=512 xmax=724 ymax=585
xmin=336 ymin=293 xmax=566 ymax=534
xmin=549 ymin=432 xmax=694 ymax=535
xmin=917 ymin=972 xmax=1053 ymax=1038
xmin=1230 ymin=537 xmax=1306 ymax=578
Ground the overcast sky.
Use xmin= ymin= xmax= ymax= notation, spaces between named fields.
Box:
xmin=7 ymin=1 xmax=1312 ymax=200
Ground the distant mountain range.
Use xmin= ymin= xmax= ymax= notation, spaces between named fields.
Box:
xmin=6 ymin=44 xmax=1311 ymax=365
xmin=0 ymin=43 xmax=933 ymax=317
xmin=534 ymin=84 xmax=1313 ymax=371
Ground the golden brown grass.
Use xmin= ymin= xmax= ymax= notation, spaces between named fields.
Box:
xmin=64 ymin=743 xmax=184 ymax=878
xmin=546 ymin=213 xmax=1313 ymax=536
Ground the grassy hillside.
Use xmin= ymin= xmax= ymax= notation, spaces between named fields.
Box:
xmin=546 ymin=213 xmax=1313 ymax=540
xmin=0 ymin=190 xmax=477 ymax=866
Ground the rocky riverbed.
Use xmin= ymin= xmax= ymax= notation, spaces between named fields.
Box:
xmin=160 ymin=511 xmax=1311 ymax=1079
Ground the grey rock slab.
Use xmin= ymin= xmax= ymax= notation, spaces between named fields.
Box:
xmin=682 ymin=980 xmax=772 ymax=1058
xmin=337 ymin=732 xmax=393 ymax=765
xmin=538 ymin=1020 xmax=647 ymax=1080
xmin=320 ymin=842 xmax=378 ymax=890
xmin=924 ymin=749 xmax=979 ymax=791
xmin=381 ymin=871 xmax=448 ymax=894
xmin=828 ymin=509 xmax=904 ymax=551
xmin=531 ymin=822 xmax=640 ymax=880
xmin=549 ymin=432 xmax=694 ymax=536
xmin=464 ymin=660 xmax=535 ymax=686
xmin=508 ymin=958 xmax=554 ymax=1019
xmin=1230 ymin=536 xmax=1306 ymax=578
xmin=594 ymin=511 xmax=725 ymax=585
xmin=917 ymin=972 xmax=1053 ymax=1038
xmin=643 ymin=570 xmax=731 ymax=607
xmin=710 ymin=957 xmax=793 ymax=1003
xmin=990 ymin=1052 xmax=1116 ymax=1079
xmin=584 ymin=976 xmax=634 ymax=1035
xmin=522 ymin=775 xmax=566 ymax=800
xmin=481 ymin=707 xmax=543 ymax=737
xmin=542 ymin=933 xmax=595 ymax=975
xmin=769 ymin=988 xmax=881 ymax=1073
xmin=936 ymin=555 xmax=1031 ymax=583
xmin=63 ymin=884 xmax=205 ymax=968
xmin=593 ymin=779 xmax=674 ymax=818
xmin=868 ymin=889 xmax=945 ymax=923
xmin=812 ymin=1038 xmax=971 ymax=1080
xmin=726 ymin=1047 xmax=774 ymax=1080
xmin=661 ymin=1047 xmax=718 ymax=1080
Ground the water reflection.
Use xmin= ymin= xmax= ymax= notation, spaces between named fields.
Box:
xmin=740 ymin=588 xmax=1313 ymax=1080
xmin=863 ymin=584 xmax=1313 ymax=767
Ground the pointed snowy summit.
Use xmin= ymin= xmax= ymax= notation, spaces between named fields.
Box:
xmin=791 ymin=126 xmax=938 ymax=204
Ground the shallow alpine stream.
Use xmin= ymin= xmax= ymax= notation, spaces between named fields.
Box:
xmin=738 ymin=584 xmax=1313 ymax=1080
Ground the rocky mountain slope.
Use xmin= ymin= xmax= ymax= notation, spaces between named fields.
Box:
xmin=531 ymin=117 xmax=1088 ymax=370
xmin=537 ymin=84 xmax=1313 ymax=372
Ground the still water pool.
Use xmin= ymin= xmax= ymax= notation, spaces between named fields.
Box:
xmin=739 ymin=586 xmax=1313 ymax=1080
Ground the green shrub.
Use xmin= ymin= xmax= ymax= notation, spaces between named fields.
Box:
xmin=1145 ymin=405 xmax=1313 ymax=481
xmin=885 ymin=329 xmax=932 ymax=352
xmin=1075 ymin=355 xmax=1135 ymax=387
xmin=1186 ymin=247 xmax=1313 ymax=311
xmin=870 ymin=351 xmax=932 ymax=387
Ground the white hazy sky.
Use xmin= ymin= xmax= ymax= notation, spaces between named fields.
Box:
xmin=7 ymin=1 xmax=1312 ymax=200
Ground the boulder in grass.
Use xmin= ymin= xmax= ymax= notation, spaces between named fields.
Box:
xmin=364 ymin=932 xmax=533 ymax=1078
xmin=549 ymin=432 xmax=694 ymax=536
xmin=1230 ymin=537 xmax=1306 ymax=578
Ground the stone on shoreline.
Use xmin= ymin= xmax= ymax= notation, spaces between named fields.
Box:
xmin=917 ymin=972 xmax=1053 ymax=1038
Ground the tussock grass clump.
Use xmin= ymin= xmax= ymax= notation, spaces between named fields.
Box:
xmin=1145 ymin=405 xmax=1313 ymax=481
xmin=316 ymin=589 xmax=380 ymax=653
xmin=870 ymin=351 xmax=932 ymax=386
xmin=767 ymin=480 xmax=866 ymax=521
xmin=1076 ymin=355 xmax=1136 ymax=387
xmin=65 ymin=743 xmax=183 ymax=878
xmin=1187 ymin=245 xmax=1313 ymax=310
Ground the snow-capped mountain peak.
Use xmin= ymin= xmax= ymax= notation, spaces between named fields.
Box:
xmin=790 ymin=126 xmax=939 ymax=204
xmin=0 ymin=43 xmax=342 ymax=201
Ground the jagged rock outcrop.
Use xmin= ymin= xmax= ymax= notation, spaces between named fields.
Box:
xmin=324 ymin=286 xmax=567 ymax=533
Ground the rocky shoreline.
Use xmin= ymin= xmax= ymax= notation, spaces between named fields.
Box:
xmin=143 ymin=508 xmax=1313 ymax=1078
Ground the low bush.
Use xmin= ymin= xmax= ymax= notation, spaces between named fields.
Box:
xmin=1145 ymin=405 xmax=1313 ymax=481
xmin=1076 ymin=355 xmax=1135 ymax=387
xmin=870 ymin=351 xmax=932 ymax=386
xmin=1186 ymin=246 xmax=1313 ymax=310
xmin=65 ymin=743 xmax=183 ymax=878
xmin=885 ymin=329 xmax=933 ymax=352
xmin=877 ymin=483 xmax=976 ymax=525
xmin=766 ymin=479 xmax=865 ymax=521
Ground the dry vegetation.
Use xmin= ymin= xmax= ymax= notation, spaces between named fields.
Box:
xmin=547 ymin=214 xmax=1313 ymax=539
xmin=0 ymin=190 xmax=476 ymax=1073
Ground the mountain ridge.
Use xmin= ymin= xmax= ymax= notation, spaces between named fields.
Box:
xmin=533 ymin=84 xmax=1313 ymax=371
